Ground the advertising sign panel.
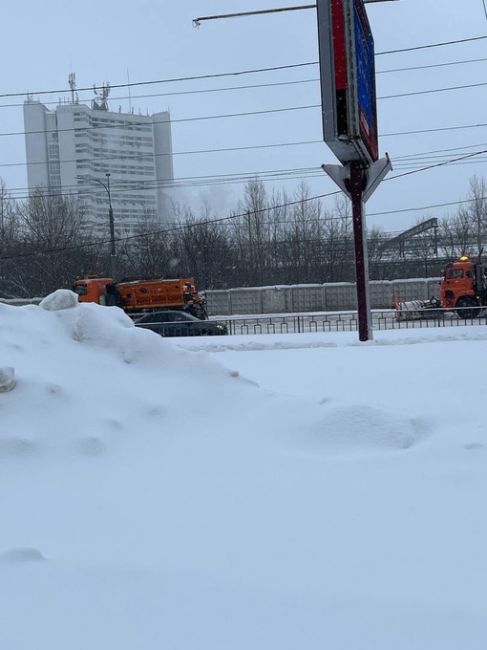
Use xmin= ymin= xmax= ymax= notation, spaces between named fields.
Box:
xmin=317 ymin=0 xmax=379 ymax=165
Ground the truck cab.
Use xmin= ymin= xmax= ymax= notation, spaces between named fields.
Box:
xmin=72 ymin=278 xmax=117 ymax=305
xmin=439 ymin=256 xmax=487 ymax=316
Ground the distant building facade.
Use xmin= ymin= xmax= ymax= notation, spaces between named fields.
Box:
xmin=23 ymin=82 xmax=174 ymax=235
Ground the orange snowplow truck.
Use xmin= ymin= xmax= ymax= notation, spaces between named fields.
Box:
xmin=72 ymin=277 xmax=208 ymax=320
xmin=395 ymin=256 xmax=487 ymax=320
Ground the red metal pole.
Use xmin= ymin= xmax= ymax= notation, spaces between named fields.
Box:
xmin=349 ymin=162 xmax=373 ymax=341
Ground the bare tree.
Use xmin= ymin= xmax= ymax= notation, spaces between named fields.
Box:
xmin=177 ymin=205 xmax=232 ymax=288
xmin=457 ymin=176 xmax=487 ymax=258
xmin=11 ymin=191 xmax=94 ymax=295
xmin=122 ymin=211 xmax=175 ymax=279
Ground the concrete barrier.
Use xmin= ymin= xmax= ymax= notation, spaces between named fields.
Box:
xmin=205 ymin=278 xmax=442 ymax=316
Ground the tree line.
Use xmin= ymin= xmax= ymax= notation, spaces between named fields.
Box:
xmin=0 ymin=176 xmax=486 ymax=298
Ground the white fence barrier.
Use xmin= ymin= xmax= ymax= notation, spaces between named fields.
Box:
xmin=205 ymin=278 xmax=442 ymax=316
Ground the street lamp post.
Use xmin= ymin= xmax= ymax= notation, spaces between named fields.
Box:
xmin=78 ymin=174 xmax=117 ymax=279
xmin=192 ymin=1 xmax=398 ymax=25
xmin=105 ymin=173 xmax=116 ymax=278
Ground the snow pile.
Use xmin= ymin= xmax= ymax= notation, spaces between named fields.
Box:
xmin=0 ymin=294 xmax=486 ymax=650
xmin=0 ymin=295 xmax=271 ymax=458
xmin=311 ymin=403 xmax=427 ymax=454
xmin=0 ymin=294 xmax=425 ymax=460
xmin=39 ymin=288 xmax=79 ymax=311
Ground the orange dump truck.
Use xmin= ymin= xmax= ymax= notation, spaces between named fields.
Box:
xmin=72 ymin=276 xmax=208 ymax=320
xmin=395 ymin=256 xmax=487 ymax=320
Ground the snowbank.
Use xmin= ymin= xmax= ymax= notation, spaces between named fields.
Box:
xmin=0 ymin=295 xmax=486 ymax=649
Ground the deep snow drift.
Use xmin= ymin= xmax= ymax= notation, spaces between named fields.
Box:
xmin=0 ymin=293 xmax=486 ymax=649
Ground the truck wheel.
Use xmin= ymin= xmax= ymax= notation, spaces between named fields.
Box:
xmin=456 ymin=296 xmax=479 ymax=319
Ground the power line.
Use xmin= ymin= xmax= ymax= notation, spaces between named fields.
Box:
xmin=4 ymin=143 xmax=487 ymax=201
xmin=393 ymin=141 xmax=487 ymax=161
xmin=400 ymin=156 xmax=487 ymax=165
xmin=0 ymin=139 xmax=324 ymax=170
xmin=2 ymin=123 xmax=487 ymax=196
xmin=386 ymin=148 xmax=487 ymax=181
xmin=0 ymin=35 xmax=485 ymax=101
xmin=2 ymin=80 xmax=317 ymax=109
xmin=2 ymin=148 xmax=487 ymax=262
xmin=3 ymin=77 xmax=487 ymax=141
xmin=376 ymin=34 xmax=487 ymax=55
xmin=0 ymin=63 xmax=318 ymax=100
xmin=380 ymin=80 xmax=487 ymax=101
xmin=1 ymin=56 xmax=486 ymax=111
xmin=367 ymin=195 xmax=487 ymax=218
xmin=2 ymin=165 xmax=324 ymax=199
xmin=7 ymin=143 xmax=487 ymax=199
xmin=1 ymin=134 xmax=485 ymax=174
xmin=377 ymin=56 xmax=487 ymax=75
xmin=0 ymin=190 xmax=343 ymax=261
xmin=0 ymin=104 xmax=321 ymax=139
xmin=2 ymin=190 xmax=486 ymax=263
xmin=382 ymin=121 xmax=487 ymax=138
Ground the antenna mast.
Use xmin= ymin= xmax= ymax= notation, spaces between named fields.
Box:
xmin=68 ymin=73 xmax=79 ymax=104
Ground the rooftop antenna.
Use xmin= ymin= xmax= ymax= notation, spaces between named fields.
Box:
xmin=68 ymin=72 xmax=79 ymax=104
xmin=92 ymin=82 xmax=111 ymax=111
xmin=127 ymin=68 xmax=132 ymax=113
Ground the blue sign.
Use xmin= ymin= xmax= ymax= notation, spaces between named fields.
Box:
xmin=353 ymin=0 xmax=378 ymax=161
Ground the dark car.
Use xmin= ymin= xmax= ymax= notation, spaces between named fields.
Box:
xmin=134 ymin=310 xmax=228 ymax=337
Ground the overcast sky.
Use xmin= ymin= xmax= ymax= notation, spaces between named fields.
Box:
xmin=2 ymin=0 xmax=487 ymax=233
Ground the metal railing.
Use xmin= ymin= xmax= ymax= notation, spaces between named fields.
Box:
xmin=5 ymin=298 xmax=486 ymax=336
xmin=216 ymin=307 xmax=487 ymax=336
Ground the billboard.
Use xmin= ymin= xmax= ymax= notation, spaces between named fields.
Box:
xmin=317 ymin=0 xmax=379 ymax=165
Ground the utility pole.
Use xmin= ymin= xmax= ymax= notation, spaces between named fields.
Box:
xmin=105 ymin=173 xmax=117 ymax=279
xmin=79 ymin=174 xmax=117 ymax=279
xmin=349 ymin=163 xmax=370 ymax=341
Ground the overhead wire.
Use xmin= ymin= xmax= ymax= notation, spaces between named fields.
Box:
xmin=379 ymin=80 xmax=487 ymax=100
xmin=0 ymin=33 xmax=485 ymax=257
xmin=0 ymin=34 xmax=485 ymax=100
xmin=377 ymin=56 xmax=487 ymax=75
xmin=0 ymin=56 xmax=486 ymax=111
xmin=0 ymin=139 xmax=324 ymax=170
xmin=2 ymin=148 xmax=487 ymax=262
xmin=1 ymin=191 xmax=485 ymax=263
xmin=0 ymin=77 xmax=486 ymax=142
xmin=3 ymin=143 xmax=487 ymax=200
xmin=0 ymin=189 xmax=344 ymax=262
xmin=5 ymin=144 xmax=487 ymax=199
xmin=376 ymin=34 xmax=487 ymax=55
xmin=382 ymin=121 xmax=487 ymax=138
xmin=0 ymin=136 xmax=486 ymax=174
xmin=385 ymin=148 xmax=487 ymax=181
xmin=393 ymin=141 xmax=487 ymax=161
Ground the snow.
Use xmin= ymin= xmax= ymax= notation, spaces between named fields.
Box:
xmin=0 ymin=366 xmax=16 ymax=392
xmin=1 ymin=294 xmax=486 ymax=649
xmin=39 ymin=288 xmax=79 ymax=311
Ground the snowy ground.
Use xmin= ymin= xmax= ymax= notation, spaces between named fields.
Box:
xmin=1 ymin=293 xmax=486 ymax=650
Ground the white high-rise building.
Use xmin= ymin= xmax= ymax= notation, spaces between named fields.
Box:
xmin=23 ymin=82 xmax=174 ymax=235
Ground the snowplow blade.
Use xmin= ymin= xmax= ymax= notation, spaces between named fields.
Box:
xmin=394 ymin=298 xmax=442 ymax=321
